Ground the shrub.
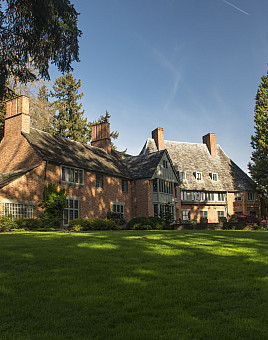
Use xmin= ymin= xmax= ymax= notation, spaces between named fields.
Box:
xmin=107 ymin=210 xmax=125 ymax=225
xmin=15 ymin=218 xmax=43 ymax=230
xmin=0 ymin=216 xmax=17 ymax=232
xmin=200 ymin=217 xmax=208 ymax=224
xmin=69 ymin=218 xmax=117 ymax=231
xmin=133 ymin=224 xmax=152 ymax=230
xmin=40 ymin=184 xmax=67 ymax=228
xmin=127 ymin=217 xmax=166 ymax=230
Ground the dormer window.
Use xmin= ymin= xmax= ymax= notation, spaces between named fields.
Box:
xmin=179 ymin=171 xmax=186 ymax=180
xmin=195 ymin=172 xmax=202 ymax=181
xmin=210 ymin=173 xmax=218 ymax=181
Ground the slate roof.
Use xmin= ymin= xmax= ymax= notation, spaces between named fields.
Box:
xmin=140 ymin=138 xmax=256 ymax=192
xmin=124 ymin=150 xmax=166 ymax=179
xmin=22 ymin=128 xmax=131 ymax=179
xmin=0 ymin=165 xmax=40 ymax=189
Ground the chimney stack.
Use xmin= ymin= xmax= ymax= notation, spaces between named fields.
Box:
xmin=203 ymin=133 xmax=216 ymax=157
xmin=4 ymin=95 xmax=30 ymax=137
xmin=91 ymin=122 xmax=111 ymax=153
xmin=152 ymin=127 xmax=164 ymax=151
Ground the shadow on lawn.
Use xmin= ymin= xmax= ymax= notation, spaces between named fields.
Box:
xmin=1 ymin=230 xmax=268 ymax=339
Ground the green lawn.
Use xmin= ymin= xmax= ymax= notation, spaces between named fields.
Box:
xmin=0 ymin=230 xmax=268 ymax=340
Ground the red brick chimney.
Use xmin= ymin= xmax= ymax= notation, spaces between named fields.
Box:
xmin=203 ymin=133 xmax=216 ymax=157
xmin=91 ymin=122 xmax=111 ymax=153
xmin=4 ymin=96 xmax=30 ymax=138
xmin=152 ymin=127 xmax=164 ymax=151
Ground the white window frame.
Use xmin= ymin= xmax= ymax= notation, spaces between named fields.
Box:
xmin=112 ymin=201 xmax=125 ymax=217
xmin=2 ymin=199 xmax=34 ymax=220
xmin=182 ymin=209 xmax=190 ymax=221
xmin=210 ymin=173 xmax=218 ymax=181
xmin=63 ymin=196 xmax=80 ymax=226
xmin=195 ymin=172 xmax=202 ymax=181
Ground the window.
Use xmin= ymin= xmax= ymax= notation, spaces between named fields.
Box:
xmin=3 ymin=202 xmax=34 ymax=220
xmin=163 ymin=160 xmax=168 ymax=168
xmin=234 ymin=192 xmax=242 ymax=201
xmin=153 ymin=204 xmax=159 ymax=217
xmin=96 ymin=174 xmax=103 ymax=188
xmin=61 ymin=166 xmax=83 ymax=185
xmin=158 ymin=180 xmax=174 ymax=194
xmin=248 ymin=192 xmax=256 ymax=201
xmin=153 ymin=179 xmax=158 ymax=192
xmin=112 ymin=202 xmax=125 ymax=218
xmin=182 ymin=209 xmax=190 ymax=221
xmin=210 ymin=173 xmax=218 ymax=181
xmin=217 ymin=210 xmax=225 ymax=221
xmin=179 ymin=171 xmax=186 ymax=180
xmin=195 ymin=172 xmax=202 ymax=180
xmin=200 ymin=210 xmax=207 ymax=218
xmin=63 ymin=197 xmax=80 ymax=225
xmin=206 ymin=192 xmax=215 ymax=201
xmin=218 ymin=193 xmax=226 ymax=201
xmin=159 ymin=204 xmax=174 ymax=221
xmin=122 ymin=179 xmax=128 ymax=193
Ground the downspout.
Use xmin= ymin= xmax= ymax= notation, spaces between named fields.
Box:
xmin=43 ymin=160 xmax=48 ymax=211
xmin=226 ymin=191 xmax=229 ymax=219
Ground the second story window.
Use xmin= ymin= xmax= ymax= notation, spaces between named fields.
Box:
xmin=153 ymin=179 xmax=158 ymax=192
xmin=96 ymin=174 xmax=103 ymax=189
xmin=234 ymin=192 xmax=242 ymax=201
xmin=248 ymin=192 xmax=256 ymax=201
xmin=122 ymin=179 xmax=128 ymax=193
xmin=61 ymin=166 xmax=84 ymax=185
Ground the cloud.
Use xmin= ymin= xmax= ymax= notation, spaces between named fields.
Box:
xmin=152 ymin=47 xmax=182 ymax=110
xmin=221 ymin=0 xmax=250 ymax=16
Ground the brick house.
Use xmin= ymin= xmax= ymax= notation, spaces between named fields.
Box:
xmin=141 ymin=128 xmax=260 ymax=223
xmin=0 ymin=96 xmax=179 ymax=224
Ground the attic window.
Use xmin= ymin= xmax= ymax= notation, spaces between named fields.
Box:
xmin=179 ymin=171 xmax=186 ymax=180
xmin=210 ymin=173 xmax=218 ymax=181
xmin=195 ymin=172 xmax=202 ymax=181
xmin=163 ymin=160 xmax=168 ymax=168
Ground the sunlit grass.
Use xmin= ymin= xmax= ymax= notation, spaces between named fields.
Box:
xmin=0 ymin=230 xmax=268 ymax=339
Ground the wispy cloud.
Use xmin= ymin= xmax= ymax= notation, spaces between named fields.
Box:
xmin=221 ymin=0 xmax=250 ymax=16
xmin=152 ymin=47 xmax=182 ymax=110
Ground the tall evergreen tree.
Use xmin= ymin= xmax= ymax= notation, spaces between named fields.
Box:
xmin=50 ymin=73 xmax=90 ymax=143
xmin=248 ymin=69 xmax=268 ymax=198
xmin=31 ymin=85 xmax=52 ymax=132
xmin=0 ymin=0 xmax=81 ymax=101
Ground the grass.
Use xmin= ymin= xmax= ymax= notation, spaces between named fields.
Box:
xmin=0 ymin=230 xmax=268 ymax=340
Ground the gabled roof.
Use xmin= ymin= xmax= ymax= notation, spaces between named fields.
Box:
xmin=140 ymin=138 xmax=256 ymax=191
xmin=0 ymin=164 xmax=40 ymax=189
xmin=22 ymin=129 xmax=131 ymax=179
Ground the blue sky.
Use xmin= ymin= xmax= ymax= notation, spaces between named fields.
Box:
xmin=52 ymin=0 xmax=268 ymax=173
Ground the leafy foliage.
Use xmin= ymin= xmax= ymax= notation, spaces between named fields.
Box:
xmin=0 ymin=215 xmax=17 ymax=232
xmin=68 ymin=218 xmax=117 ymax=231
xmin=249 ymin=69 xmax=268 ymax=200
xmin=127 ymin=216 xmax=167 ymax=230
xmin=0 ymin=0 xmax=81 ymax=101
xmin=40 ymin=184 xmax=67 ymax=227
